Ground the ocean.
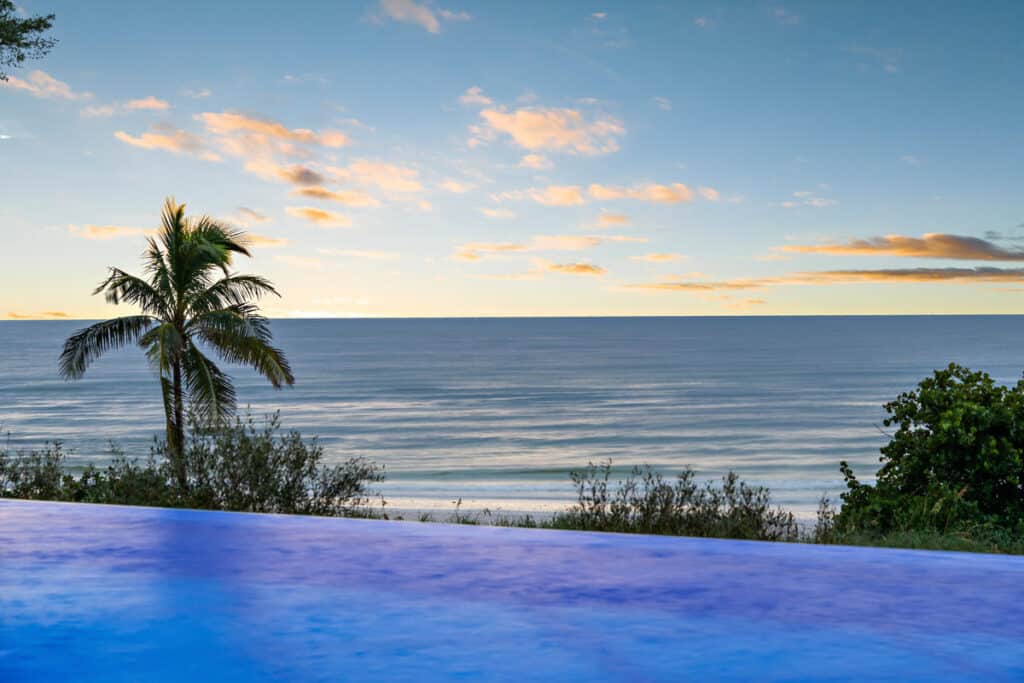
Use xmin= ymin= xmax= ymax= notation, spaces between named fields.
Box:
xmin=2 ymin=316 xmax=1023 ymax=518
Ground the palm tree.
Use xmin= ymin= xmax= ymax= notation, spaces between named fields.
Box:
xmin=59 ymin=198 xmax=294 ymax=487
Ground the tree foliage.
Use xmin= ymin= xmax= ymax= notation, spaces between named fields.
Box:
xmin=0 ymin=414 xmax=383 ymax=517
xmin=59 ymin=198 xmax=294 ymax=487
xmin=0 ymin=0 xmax=55 ymax=80
xmin=838 ymin=363 xmax=1024 ymax=534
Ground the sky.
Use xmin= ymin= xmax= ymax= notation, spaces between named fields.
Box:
xmin=1 ymin=0 xmax=1023 ymax=319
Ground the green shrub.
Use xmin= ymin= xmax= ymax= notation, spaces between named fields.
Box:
xmin=545 ymin=461 xmax=800 ymax=541
xmin=0 ymin=413 xmax=383 ymax=517
xmin=838 ymin=363 xmax=1024 ymax=535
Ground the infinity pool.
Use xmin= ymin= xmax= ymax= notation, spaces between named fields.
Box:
xmin=1 ymin=500 xmax=1022 ymax=681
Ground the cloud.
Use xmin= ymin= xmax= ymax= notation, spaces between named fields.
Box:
xmin=376 ymin=0 xmax=469 ymax=33
xmin=125 ymin=96 xmax=170 ymax=111
xmin=454 ymin=242 xmax=527 ymax=261
xmin=82 ymin=95 xmax=171 ymax=117
xmin=68 ymin=224 xmax=152 ymax=240
xmin=519 ymin=153 xmax=552 ymax=169
xmin=291 ymin=186 xmax=381 ymax=206
xmin=247 ymin=234 xmax=290 ymax=247
xmin=229 ymin=207 xmax=270 ymax=226
xmin=779 ymin=190 xmax=838 ymax=208
xmin=900 ymin=154 xmax=920 ymax=166
xmin=325 ymin=160 xmax=423 ymax=192
xmin=494 ymin=185 xmax=585 ymax=206
xmin=473 ymin=106 xmax=624 ymax=155
xmin=6 ymin=311 xmax=70 ymax=320
xmin=588 ymin=182 xmax=695 ymax=203
xmin=694 ymin=16 xmax=712 ymax=28
xmin=596 ymin=212 xmax=630 ymax=228
xmin=285 ymin=206 xmax=352 ymax=228
xmin=1 ymin=70 xmax=91 ymax=100
xmin=318 ymin=248 xmax=400 ymax=261
xmin=548 ymin=262 xmax=606 ymax=276
xmin=247 ymin=161 xmax=325 ymax=186
xmin=698 ymin=187 xmax=720 ymax=201
xmin=273 ymin=254 xmax=322 ymax=269
xmin=438 ymin=8 xmax=471 ymax=22
xmin=651 ymin=96 xmax=672 ymax=111
xmin=632 ymin=253 xmax=686 ymax=262
xmin=779 ymin=233 xmax=1024 ymax=261
xmin=624 ymin=267 xmax=1024 ymax=293
xmin=81 ymin=104 xmax=117 ymax=117
xmin=530 ymin=234 xmax=644 ymax=251
xmin=454 ymin=234 xmax=642 ymax=261
xmin=197 ymin=111 xmax=348 ymax=148
xmin=459 ymin=86 xmax=492 ymax=106
xmin=480 ymin=208 xmax=516 ymax=219
xmin=114 ymin=125 xmax=221 ymax=161
xmin=181 ymin=88 xmax=212 ymax=99
xmin=439 ymin=178 xmax=475 ymax=193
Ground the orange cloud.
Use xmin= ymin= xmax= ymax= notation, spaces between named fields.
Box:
xmin=480 ymin=208 xmax=516 ymax=219
xmin=229 ymin=207 xmax=270 ymax=226
xmin=114 ymin=127 xmax=220 ymax=161
xmin=6 ymin=311 xmax=71 ymax=320
xmin=625 ymin=267 xmax=1024 ymax=293
xmin=596 ymin=212 xmax=630 ymax=227
xmin=247 ymin=234 xmax=290 ymax=248
xmin=474 ymin=107 xmax=624 ymax=155
xmin=439 ymin=178 xmax=476 ymax=193
xmin=494 ymin=185 xmax=585 ymax=206
xmin=698 ymin=187 xmax=720 ymax=201
xmin=1 ymin=70 xmax=91 ymax=100
xmin=291 ymin=186 xmax=381 ymax=207
xmin=196 ymin=111 xmax=348 ymax=148
xmin=779 ymin=233 xmax=1024 ymax=261
xmin=325 ymin=160 xmax=423 ymax=192
xmin=632 ymin=253 xmax=686 ymax=262
xmin=125 ymin=96 xmax=170 ymax=111
xmin=548 ymin=262 xmax=606 ymax=276
xmin=588 ymin=183 xmax=694 ymax=203
xmin=453 ymin=242 xmax=528 ymax=261
xmin=245 ymin=160 xmax=324 ymax=186
xmin=519 ymin=153 xmax=552 ymax=169
xmin=530 ymin=234 xmax=645 ymax=251
xmin=285 ymin=206 xmax=352 ymax=228
xmin=68 ymin=224 xmax=153 ymax=240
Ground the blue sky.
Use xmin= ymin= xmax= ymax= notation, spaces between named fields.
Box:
xmin=2 ymin=0 xmax=1023 ymax=318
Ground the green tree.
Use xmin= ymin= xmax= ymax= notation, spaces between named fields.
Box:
xmin=0 ymin=1 xmax=56 ymax=81
xmin=839 ymin=363 xmax=1024 ymax=533
xmin=59 ymin=198 xmax=295 ymax=487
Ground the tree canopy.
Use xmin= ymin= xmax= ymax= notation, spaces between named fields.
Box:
xmin=0 ymin=0 xmax=55 ymax=81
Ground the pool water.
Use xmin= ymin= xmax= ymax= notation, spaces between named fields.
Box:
xmin=2 ymin=499 xmax=1022 ymax=681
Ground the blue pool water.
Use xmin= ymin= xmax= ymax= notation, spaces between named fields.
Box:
xmin=4 ymin=316 xmax=1024 ymax=517
xmin=1 ymin=500 xmax=1023 ymax=681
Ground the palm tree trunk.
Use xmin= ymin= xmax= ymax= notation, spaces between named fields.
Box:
xmin=171 ymin=360 xmax=187 ymax=489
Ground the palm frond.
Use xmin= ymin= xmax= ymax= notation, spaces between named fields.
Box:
xmin=139 ymin=322 xmax=184 ymax=373
xmin=93 ymin=267 xmax=169 ymax=317
xmin=58 ymin=315 xmax=156 ymax=379
xmin=194 ymin=309 xmax=294 ymax=388
xmin=182 ymin=343 xmax=236 ymax=423
xmin=186 ymin=275 xmax=280 ymax=317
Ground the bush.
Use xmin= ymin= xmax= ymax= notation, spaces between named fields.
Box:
xmin=0 ymin=413 xmax=384 ymax=517
xmin=838 ymin=363 xmax=1024 ymax=535
xmin=546 ymin=461 xmax=800 ymax=541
